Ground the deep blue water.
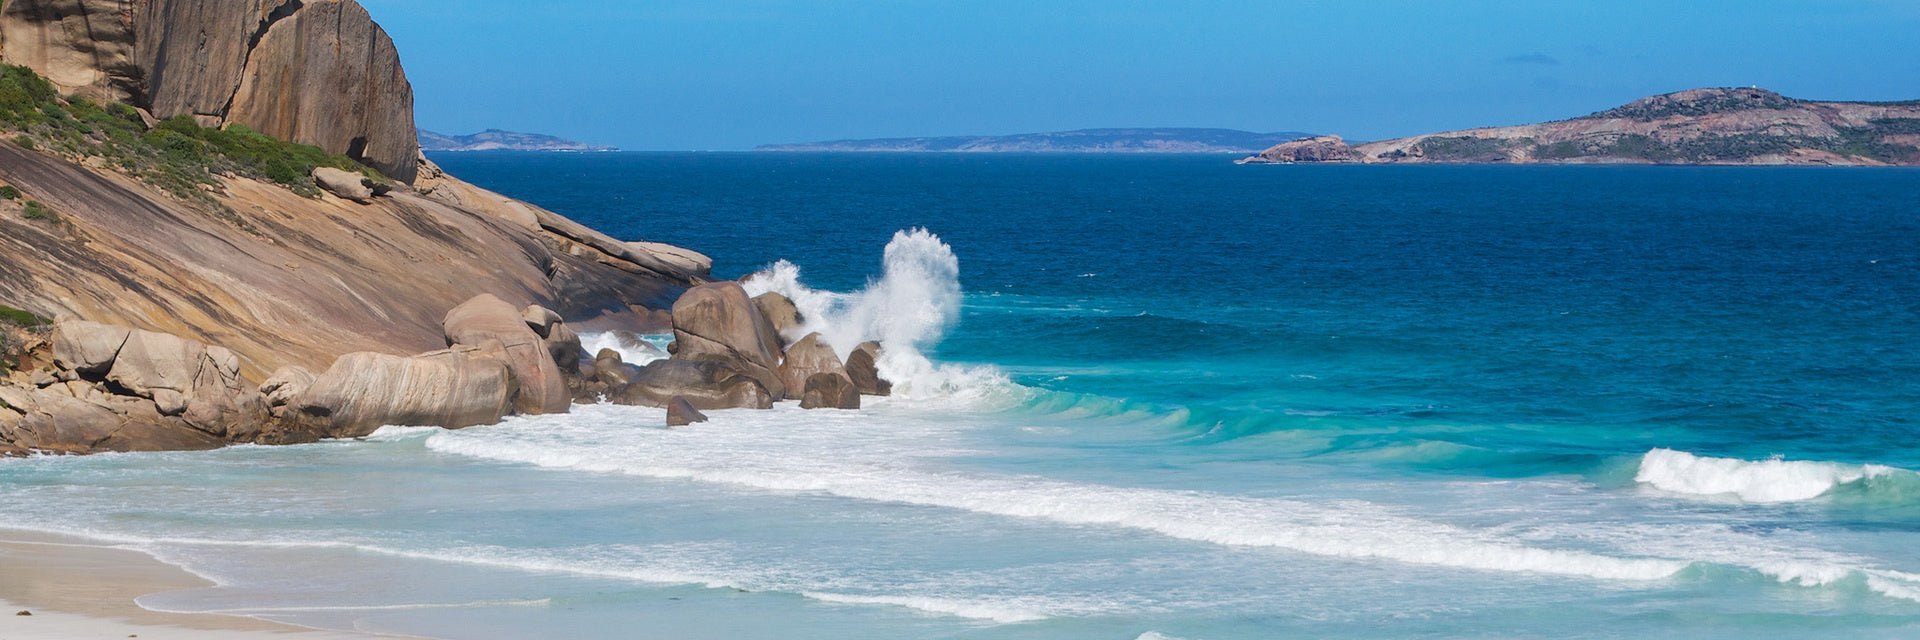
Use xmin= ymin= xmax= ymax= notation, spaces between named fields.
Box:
xmin=3 ymin=152 xmax=1919 ymax=639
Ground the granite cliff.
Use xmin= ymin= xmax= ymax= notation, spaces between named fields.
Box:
xmin=1241 ymin=88 xmax=1920 ymax=166
xmin=0 ymin=0 xmax=841 ymax=455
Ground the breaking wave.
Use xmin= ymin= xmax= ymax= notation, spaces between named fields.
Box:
xmin=1634 ymin=448 xmax=1916 ymax=504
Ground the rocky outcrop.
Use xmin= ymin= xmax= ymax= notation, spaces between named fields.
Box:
xmin=669 ymin=282 xmax=786 ymax=400
xmin=1241 ymin=88 xmax=1920 ymax=166
xmin=1236 ymin=135 xmax=1356 ymax=164
xmin=0 ymin=320 xmax=274 ymax=453
xmin=0 ymin=0 xmax=421 ymax=181
xmin=442 ymin=294 xmax=571 ymax=415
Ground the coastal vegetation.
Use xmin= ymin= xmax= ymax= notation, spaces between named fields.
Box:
xmin=0 ymin=304 xmax=49 ymax=372
xmin=0 ymin=64 xmax=384 ymax=202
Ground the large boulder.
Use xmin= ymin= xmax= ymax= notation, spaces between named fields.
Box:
xmin=800 ymin=372 xmax=860 ymax=410
xmin=312 ymin=167 xmax=376 ymax=203
xmin=752 ymin=292 xmax=802 ymax=344
xmin=777 ymin=333 xmax=845 ymax=401
xmin=285 ymin=348 xmax=513 ymax=437
xmin=610 ymin=359 xmax=773 ymax=411
xmin=845 ymin=341 xmax=892 ymax=396
xmin=52 ymin=320 xmax=130 ymax=375
xmin=670 ymin=282 xmax=786 ymax=399
xmin=443 ymin=294 xmax=571 ymax=415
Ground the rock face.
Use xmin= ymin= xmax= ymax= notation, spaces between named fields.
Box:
xmin=670 ymin=282 xmax=786 ymax=400
xmin=0 ymin=0 xmax=422 ymax=182
xmin=1240 ymin=88 xmax=1920 ymax=166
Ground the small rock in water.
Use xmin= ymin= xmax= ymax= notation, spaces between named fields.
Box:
xmin=15 ymin=610 xmax=30 ymax=615
xmin=666 ymin=396 xmax=708 ymax=427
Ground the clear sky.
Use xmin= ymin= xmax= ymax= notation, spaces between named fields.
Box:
xmin=360 ymin=0 xmax=1920 ymax=151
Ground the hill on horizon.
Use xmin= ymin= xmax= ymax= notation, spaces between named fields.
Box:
xmin=419 ymin=129 xmax=618 ymax=152
xmin=758 ymin=128 xmax=1315 ymax=153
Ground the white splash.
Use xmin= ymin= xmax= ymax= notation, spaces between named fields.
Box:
xmin=1634 ymin=448 xmax=1897 ymax=503
xmin=743 ymin=229 xmax=1017 ymax=404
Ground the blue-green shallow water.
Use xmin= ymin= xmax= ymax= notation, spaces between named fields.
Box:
xmin=3 ymin=153 xmax=1918 ymax=639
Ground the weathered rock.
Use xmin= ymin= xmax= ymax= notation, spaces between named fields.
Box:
xmin=104 ymin=329 xmax=206 ymax=398
xmin=845 ymin=342 xmax=892 ymax=396
xmin=522 ymin=305 xmax=564 ymax=338
xmin=670 ymin=282 xmax=785 ymax=400
xmin=152 ymin=388 xmax=187 ymax=416
xmin=227 ymin=0 xmax=419 ymax=182
xmin=799 ymin=372 xmax=860 ymax=410
xmin=52 ymin=321 xmax=130 ymax=375
xmin=752 ymin=292 xmax=802 ymax=344
xmin=610 ymin=359 xmax=773 ymax=411
xmin=0 ymin=0 xmax=140 ymax=103
xmin=665 ymin=396 xmax=707 ymax=427
xmin=259 ymin=365 xmax=315 ymax=413
xmin=444 ymin=294 xmax=571 ymax=415
xmin=777 ymin=333 xmax=845 ymax=401
xmin=627 ymin=241 xmax=713 ymax=278
xmin=312 ymin=167 xmax=377 ymax=203
xmin=289 ymin=348 xmax=513 ymax=437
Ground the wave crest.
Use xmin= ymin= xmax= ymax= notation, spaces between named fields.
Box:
xmin=1634 ymin=448 xmax=1904 ymax=503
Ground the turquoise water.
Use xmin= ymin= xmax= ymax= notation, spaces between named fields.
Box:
xmin=3 ymin=154 xmax=1919 ymax=638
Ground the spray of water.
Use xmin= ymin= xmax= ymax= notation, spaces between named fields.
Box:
xmin=742 ymin=229 xmax=1012 ymax=403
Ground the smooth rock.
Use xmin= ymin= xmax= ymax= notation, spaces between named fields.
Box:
xmin=291 ymin=348 xmax=513 ymax=437
xmin=845 ymin=342 xmax=892 ymax=396
xmin=312 ymin=167 xmax=376 ymax=202
xmin=666 ymin=396 xmax=708 ymax=427
xmin=610 ymin=359 xmax=772 ymax=411
xmin=522 ymin=305 xmax=564 ymax=338
xmin=777 ymin=333 xmax=845 ymax=401
xmin=626 ymin=241 xmax=713 ymax=278
xmin=444 ymin=294 xmax=571 ymax=415
xmin=752 ymin=292 xmax=803 ymax=344
xmin=151 ymin=388 xmax=187 ymax=416
xmin=669 ymin=282 xmax=785 ymax=400
xmin=52 ymin=321 xmax=130 ymax=375
xmin=800 ymin=372 xmax=860 ymax=410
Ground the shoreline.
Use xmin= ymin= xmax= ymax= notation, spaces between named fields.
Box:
xmin=0 ymin=528 xmax=406 ymax=639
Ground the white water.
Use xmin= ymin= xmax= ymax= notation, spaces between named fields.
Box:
xmin=742 ymin=229 xmax=1011 ymax=403
xmin=1634 ymin=448 xmax=1900 ymax=503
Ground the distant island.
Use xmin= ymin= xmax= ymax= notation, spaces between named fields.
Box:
xmin=759 ymin=128 xmax=1315 ymax=153
xmin=419 ymin=129 xmax=617 ymax=152
xmin=1241 ymin=88 xmax=1920 ymax=166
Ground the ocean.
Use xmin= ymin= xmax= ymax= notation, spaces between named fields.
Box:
xmin=3 ymin=153 xmax=1919 ymax=639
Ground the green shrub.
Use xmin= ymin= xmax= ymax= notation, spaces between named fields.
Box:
xmin=21 ymin=200 xmax=50 ymax=220
xmin=0 ymin=185 xmax=18 ymax=200
xmin=0 ymin=304 xmax=48 ymax=328
xmin=0 ymin=64 xmax=58 ymax=127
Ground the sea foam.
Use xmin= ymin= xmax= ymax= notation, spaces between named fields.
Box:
xmin=1634 ymin=448 xmax=1900 ymax=503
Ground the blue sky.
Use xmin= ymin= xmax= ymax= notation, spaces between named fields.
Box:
xmin=361 ymin=0 xmax=1920 ymax=150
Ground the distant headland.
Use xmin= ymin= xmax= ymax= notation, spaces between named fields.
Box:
xmin=419 ymin=129 xmax=618 ymax=152
xmin=760 ymin=128 xmax=1314 ymax=153
xmin=1241 ymin=88 xmax=1920 ymax=166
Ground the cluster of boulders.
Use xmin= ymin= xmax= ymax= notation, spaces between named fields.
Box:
xmin=577 ymin=281 xmax=891 ymax=422
xmin=1 ymin=284 xmax=897 ymax=454
xmin=0 ymin=322 xmax=280 ymax=454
